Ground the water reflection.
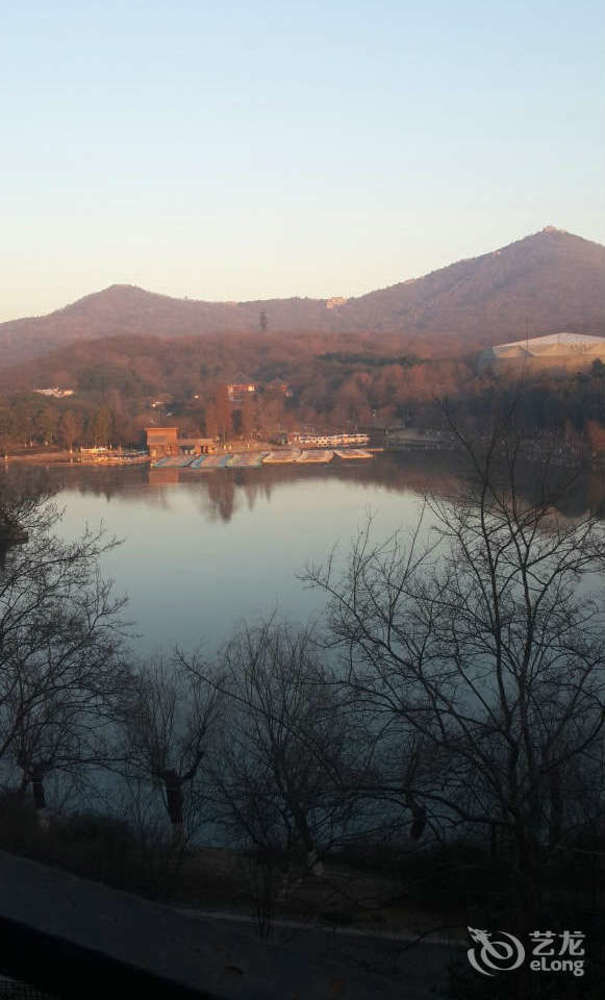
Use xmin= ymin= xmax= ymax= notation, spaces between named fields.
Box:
xmin=40 ymin=452 xmax=605 ymax=523
xmin=42 ymin=453 xmax=465 ymax=518
xmin=27 ymin=452 xmax=605 ymax=657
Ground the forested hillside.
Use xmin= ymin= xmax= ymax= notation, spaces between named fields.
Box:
xmin=1 ymin=227 xmax=604 ymax=366
xmin=1 ymin=324 xmax=605 ymax=455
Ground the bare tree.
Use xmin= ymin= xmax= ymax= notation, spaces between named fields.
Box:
xmin=122 ymin=656 xmax=220 ymax=844
xmin=0 ymin=472 xmax=132 ymax=816
xmin=305 ymin=422 xmax=605 ymax=927
xmin=0 ymin=466 xmax=53 ymax=545
xmin=206 ymin=621 xmax=361 ymax=874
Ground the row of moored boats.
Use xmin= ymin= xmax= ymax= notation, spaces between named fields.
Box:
xmin=152 ymin=449 xmax=373 ymax=469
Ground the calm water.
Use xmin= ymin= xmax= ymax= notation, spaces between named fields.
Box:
xmin=35 ymin=451 xmax=605 ymax=657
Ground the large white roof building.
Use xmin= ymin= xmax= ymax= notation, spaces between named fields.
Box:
xmin=479 ymin=332 xmax=605 ymax=370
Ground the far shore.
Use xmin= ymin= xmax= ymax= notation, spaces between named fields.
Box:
xmin=2 ymin=436 xmax=598 ymax=470
xmin=1 ymin=449 xmax=150 ymax=467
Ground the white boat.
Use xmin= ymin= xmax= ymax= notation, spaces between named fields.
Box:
xmin=296 ymin=450 xmax=334 ymax=463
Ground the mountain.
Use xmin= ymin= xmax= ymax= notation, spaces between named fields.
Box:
xmin=335 ymin=227 xmax=605 ymax=345
xmin=1 ymin=228 xmax=604 ymax=367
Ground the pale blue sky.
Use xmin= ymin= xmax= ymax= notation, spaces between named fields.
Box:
xmin=1 ymin=0 xmax=603 ymax=320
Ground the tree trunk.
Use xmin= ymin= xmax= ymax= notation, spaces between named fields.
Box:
xmin=160 ymin=768 xmax=186 ymax=846
xmin=31 ymin=765 xmax=49 ymax=830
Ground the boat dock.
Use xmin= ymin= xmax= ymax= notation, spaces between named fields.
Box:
xmin=151 ymin=448 xmax=374 ymax=470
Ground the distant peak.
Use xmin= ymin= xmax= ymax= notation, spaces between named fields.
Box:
xmin=101 ymin=283 xmax=147 ymax=294
xmin=541 ymin=225 xmax=567 ymax=234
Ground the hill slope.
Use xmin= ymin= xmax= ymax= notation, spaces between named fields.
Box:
xmin=1 ymin=227 xmax=604 ymax=366
xmin=336 ymin=227 xmax=605 ymax=344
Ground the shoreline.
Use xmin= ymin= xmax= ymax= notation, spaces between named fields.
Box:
xmin=1 ymin=440 xmax=601 ymax=471
xmin=1 ymin=451 xmax=150 ymax=467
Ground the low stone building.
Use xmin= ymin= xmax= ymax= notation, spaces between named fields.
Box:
xmin=145 ymin=427 xmax=178 ymax=459
xmin=145 ymin=427 xmax=215 ymax=459
xmin=177 ymin=436 xmax=215 ymax=455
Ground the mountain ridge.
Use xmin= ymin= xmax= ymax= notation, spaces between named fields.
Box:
xmin=2 ymin=227 xmax=604 ymax=366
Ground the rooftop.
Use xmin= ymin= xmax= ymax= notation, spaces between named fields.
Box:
xmin=496 ymin=332 xmax=605 ymax=350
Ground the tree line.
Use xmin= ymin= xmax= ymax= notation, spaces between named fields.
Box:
xmin=2 ymin=328 xmax=605 ymax=455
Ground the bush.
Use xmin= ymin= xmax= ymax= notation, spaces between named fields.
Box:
xmin=0 ymin=797 xmax=184 ymax=901
xmin=0 ymin=790 xmax=40 ymax=852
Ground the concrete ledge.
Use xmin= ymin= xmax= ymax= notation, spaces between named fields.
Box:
xmin=0 ymin=850 xmax=455 ymax=998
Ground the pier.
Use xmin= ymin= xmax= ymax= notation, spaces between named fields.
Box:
xmin=151 ymin=449 xmax=374 ymax=470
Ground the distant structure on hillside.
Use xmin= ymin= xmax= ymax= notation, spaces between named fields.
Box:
xmin=33 ymin=386 xmax=74 ymax=398
xmin=478 ymin=333 xmax=605 ymax=372
xmin=227 ymin=376 xmax=256 ymax=404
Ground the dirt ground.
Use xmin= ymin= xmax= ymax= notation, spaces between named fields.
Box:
xmin=174 ymin=847 xmax=466 ymax=943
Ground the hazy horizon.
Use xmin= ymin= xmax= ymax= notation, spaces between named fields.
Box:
xmin=3 ymin=0 xmax=604 ymax=322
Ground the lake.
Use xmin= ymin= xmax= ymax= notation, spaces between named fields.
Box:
xmin=33 ymin=450 xmax=605 ymax=658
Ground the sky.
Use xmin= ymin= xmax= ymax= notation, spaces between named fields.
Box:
xmin=1 ymin=0 xmax=604 ymax=321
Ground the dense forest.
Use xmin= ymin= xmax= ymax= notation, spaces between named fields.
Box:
xmin=1 ymin=326 xmax=605 ymax=455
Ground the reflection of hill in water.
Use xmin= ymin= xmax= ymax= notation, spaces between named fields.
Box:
xmin=39 ymin=453 xmax=605 ymax=524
